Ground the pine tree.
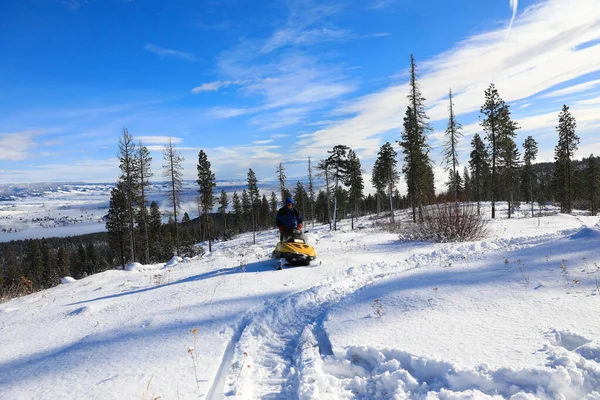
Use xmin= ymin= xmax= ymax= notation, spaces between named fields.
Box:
xmin=197 ymin=150 xmax=216 ymax=252
xmin=294 ymin=181 xmax=308 ymax=215
xmin=276 ymin=162 xmax=287 ymax=206
xmin=232 ymin=191 xmax=243 ymax=232
xmin=522 ymin=136 xmax=539 ymax=216
xmin=40 ymin=239 xmax=57 ymax=288
xmin=247 ymin=169 xmax=260 ymax=244
xmin=163 ymin=137 xmax=184 ymax=255
xmin=182 ymin=212 xmax=191 ymax=223
xmin=270 ymin=191 xmax=278 ymax=215
xmin=399 ymin=55 xmax=433 ymax=223
xmin=56 ymin=247 xmax=70 ymax=277
xmin=469 ymin=133 xmax=490 ymax=216
xmin=307 ymin=158 xmax=316 ymax=228
xmin=260 ymin=195 xmax=270 ymax=228
xmin=86 ymin=242 xmax=98 ymax=275
xmin=106 ymin=182 xmax=129 ymax=269
xmin=117 ymin=128 xmax=139 ymax=263
xmin=76 ymin=243 xmax=87 ymax=279
xmin=148 ymin=201 xmax=162 ymax=261
xmin=218 ymin=190 xmax=229 ymax=233
xmin=480 ymin=84 xmax=517 ymax=219
xmin=136 ymin=140 xmax=153 ymax=264
xmin=372 ymin=142 xmax=400 ymax=222
xmin=585 ymin=155 xmax=600 ymax=216
xmin=316 ymin=159 xmax=333 ymax=228
xmin=443 ymin=88 xmax=463 ymax=202
xmin=462 ymin=166 xmax=472 ymax=201
xmin=498 ymin=124 xmax=520 ymax=219
xmin=327 ymin=145 xmax=350 ymax=230
xmin=345 ymin=149 xmax=364 ymax=229
xmin=554 ymin=105 xmax=579 ymax=213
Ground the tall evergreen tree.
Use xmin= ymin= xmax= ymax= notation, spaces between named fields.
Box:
xmin=480 ymin=84 xmax=517 ymax=219
xmin=554 ymin=105 xmax=579 ymax=213
xmin=117 ymin=128 xmax=139 ymax=263
xmin=373 ymin=142 xmax=400 ymax=222
xmin=197 ymin=150 xmax=216 ymax=252
xmin=40 ymin=238 xmax=56 ymax=289
xmin=585 ymin=155 xmax=600 ymax=216
xmin=106 ymin=182 xmax=129 ymax=268
xmin=269 ymin=191 xmax=278 ymax=216
xmin=316 ymin=159 xmax=333 ymax=228
xmin=345 ymin=149 xmax=364 ymax=229
xmin=218 ymin=190 xmax=229 ymax=233
xmin=260 ymin=195 xmax=270 ymax=228
xmin=276 ymin=162 xmax=287 ymax=206
xmin=399 ymin=55 xmax=433 ymax=223
xmin=247 ymin=169 xmax=260 ymax=244
xmin=498 ymin=123 xmax=520 ymax=218
xmin=148 ymin=201 xmax=162 ymax=261
xmin=462 ymin=166 xmax=472 ymax=202
xmin=136 ymin=140 xmax=153 ymax=264
xmin=294 ymin=181 xmax=308 ymax=215
xmin=232 ymin=191 xmax=243 ymax=231
xmin=469 ymin=133 xmax=490 ymax=216
xmin=327 ymin=145 xmax=350 ymax=230
xmin=522 ymin=136 xmax=539 ymax=216
xmin=163 ymin=137 xmax=184 ymax=255
xmin=307 ymin=158 xmax=316 ymax=227
xmin=56 ymin=247 xmax=70 ymax=278
xmin=86 ymin=242 xmax=98 ymax=275
xmin=443 ymin=88 xmax=463 ymax=202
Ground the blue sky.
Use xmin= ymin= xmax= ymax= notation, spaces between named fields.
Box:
xmin=1 ymin=0 xmax=600 ymax=192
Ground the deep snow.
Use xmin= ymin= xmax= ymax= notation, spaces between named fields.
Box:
xmin=1 ymin=204 xmax=600 ymax=399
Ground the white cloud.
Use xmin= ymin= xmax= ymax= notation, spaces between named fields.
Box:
xmin=144 ymin=44 xmax=198 ymax=62
xmin=253 ymin=139 xmax=274 ymax=144
xmin=191 ymin=81 xmax=232 ymax=93
xmin=0 ymin=131 xmax=42 ymax=161
xmin=540 ymin=79 xmax=600 ymax=98
xmin=136 ymin=136 xmax=183 ymax=145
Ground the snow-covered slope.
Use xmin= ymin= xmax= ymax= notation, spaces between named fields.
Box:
xmin=1 ymin=207 xmax=600 ymax=399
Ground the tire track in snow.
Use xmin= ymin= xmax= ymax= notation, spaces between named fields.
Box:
xmin=210 ymin=225 xmax=584 ymax=399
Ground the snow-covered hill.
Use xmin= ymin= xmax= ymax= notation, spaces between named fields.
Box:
xmin=1 ymin=207 xmax=600 ymax=399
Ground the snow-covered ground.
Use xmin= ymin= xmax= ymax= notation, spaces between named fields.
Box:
xmin=1 ymin=205 xmax=600 ymax=399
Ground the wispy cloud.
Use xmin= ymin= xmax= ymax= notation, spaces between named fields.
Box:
xmin=0 ymin=131 xmax=43 ymax=161
xmin=191 ymin=81 xmax=233 ymax=93
xmin=136 ymin=136 xmax=183 ymax=145
xmin=144 ymin=44 xmax=198 ymax=62
xmin=366 ymin=0 xmax=394 ymax=10
xmin=253 ymin=139 xmax=274 ymax=144
xmin=505 ymin=0 xmax=519 ymax=40
xmin=539 ymin=79 xmax=600 ymax=98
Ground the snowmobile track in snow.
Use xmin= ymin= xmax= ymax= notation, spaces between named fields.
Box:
xmin=208 ymin=227 xmax=584 ymax=399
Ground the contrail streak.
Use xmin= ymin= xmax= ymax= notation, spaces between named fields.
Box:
xmin=505 ymin=0 xmax=519 ymax=40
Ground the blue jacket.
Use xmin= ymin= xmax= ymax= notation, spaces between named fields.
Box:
xmin=276 ymin=206 xmax=303 ymax=230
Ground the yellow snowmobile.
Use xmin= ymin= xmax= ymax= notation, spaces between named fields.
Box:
xmin=272 ymin=230 xmax=317 ymax=268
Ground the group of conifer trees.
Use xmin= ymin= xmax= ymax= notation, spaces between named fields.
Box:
xmin=3 ymin=54 xmax=600 ymax=297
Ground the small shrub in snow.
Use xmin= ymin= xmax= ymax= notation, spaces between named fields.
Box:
xmin=371 ymin=299 xmax=383 ymax=318
xmin=188 ymin=328 xmax=200 ymax=389
xmin=399 ymin=203 xmax=488 ymax=243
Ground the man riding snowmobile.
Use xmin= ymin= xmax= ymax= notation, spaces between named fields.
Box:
xmin=273 ymin=197 xmax=316 ymax=267
xmin=276 ymin=197 xmax=306 ymax=242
